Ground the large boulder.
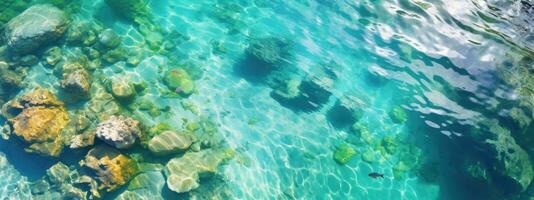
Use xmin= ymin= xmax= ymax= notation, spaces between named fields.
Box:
xmin=4 ymin=4 xmax=68 ymax=55
xmin=95 ymin=115 xmax=141 ymax=149
xmin=80 ymin=145 xmax=138 ymax=191
xmin=5 ymin=88 xmax=69 ymax=157
xmin=61 ymin=69 xmax=91 ymax=98
xmin=148 ymin=130 xmax=192 ymax=155
xmin=164 ymin=149 xmax=231 ymax=193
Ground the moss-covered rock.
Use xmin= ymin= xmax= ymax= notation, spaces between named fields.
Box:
xmin=333 ymin=143 xmax=357 ymax=165
xmin=388 ymin=106 xmax=408 ymax=124
xmin=162 ymin=68 xmax=195 ymax=96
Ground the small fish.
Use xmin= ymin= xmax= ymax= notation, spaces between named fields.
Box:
xmin=368 ymin=172 xmax=384 ymax=178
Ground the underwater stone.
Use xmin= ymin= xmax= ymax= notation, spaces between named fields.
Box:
xmin=393 ymin=161 xmax=410 ymax=180
xmin=43 ymin=46 xmax=62 ymax=66
xmin=80 ymin=145 xmax=138 ymax=192
xmin=102 ymin=47 xmax=128 ymax=63
xmin=0 ymin=62 xmax=26 ymax=90
xmin=6 ymin=88 xmax=69 ymax=157
xmin=46 ymin=162 xmax=71 ymax=185
xmin=148 ymin=130 xmax=193 ymax=155
xmin=389 ymin=106 xmax=408 ymax=124
xmin=69 ymin=130 xmax=95 ymax=149
xmin=246 ymin=37 xmax=290 ymax=66
xmin=361 ymin=150 xmax=377 ymax=163
xmin=333 ymin=143 xmax=357 ymax=165
xmin=485 ymin=123 xmax=534 ymax=192
xmin=61 ymin=69 xmax=91 ymax=98
xmin=4 ymin=4 xmax=68 ymax=55
xmin=124 ymin=170 xmax=165 ymax=199
xmin=98 ymin=29 xmax=121 ymax=49
xmin=109 ymin=77 xmax=137 ymax=100
xmin=165 ymin=149 xmax=231 ymax=193
xmin=96 ymin=115 xmax=141 ymax=149
xmin=509 ymin=107 xmax=531 ymax=129
xmin=86 ymin=86 xmax=122 ymax=120
xmin=271 ymin=75 xmax=333 ymax=112
xmin=163 ymin=68 xmax=195 ymax=96
xmin=74 ymin=175 xmax=101 ymax=199
xmin=18 ymin=54 xmax=38 ymax=66
xmin=104 ymin=0 xmax=151 ymax=22
xmin=381 ymin=135 xmax=398 ymax=154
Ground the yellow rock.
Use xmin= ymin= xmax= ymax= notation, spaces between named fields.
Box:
xmin=81 ymin=145 xmax=138 ymax=191
xmin=10 ymin=107 xmax=69 ymax=143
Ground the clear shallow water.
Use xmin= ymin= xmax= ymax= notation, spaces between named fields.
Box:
xmin=0 ymin=0 xmax=533 ymax=200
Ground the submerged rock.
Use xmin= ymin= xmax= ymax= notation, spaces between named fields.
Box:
xmin=69 ymin=130 xmax=96 ymax=149
xmin=164 ymin=149 xmax=232 ymax=193
xmin=389 ymin=106 xmax=408 ymax=124
xmin=5 ymin=88 xmax=69 ymax=157
xmin=61 ymin=69 xmax=91 ymax=98
xmin=4 ymin=4 xmax=68 ymax=55
xmin=98 ymin=29 xmax=121 ymax=49
xmin=271 ymin=75 xmax=333 ymax=112
xmin=148 ymin=130 xmax=192 ymax=155
xmin=333 ymin=143 xmax=357 ymax=165
xmin=109 ymin=77 xmax=137 ymax=100
xmin=162 ymin=68 xmax=195 ymax=96
xmin=485 ymin=122 xmax=533 ymax=192
xmin=96 ymin=115 xmax=141 ymax=149
xmin=32 ymin=162 xmax=89 ymax=200
xmin=80 ymin=145 xmax=138 ymax=191
xmin=246 ymin=37 xmax=291 ymax=66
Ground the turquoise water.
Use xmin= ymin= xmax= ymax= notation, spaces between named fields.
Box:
xmin=0 ymin=0 xmax=533 ymax=199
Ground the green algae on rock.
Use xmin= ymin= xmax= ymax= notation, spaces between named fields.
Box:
xmin=163 ymin=68 xmax=196 ymax=96
xmin=388 ymin=106 xmax=408 ymax=124
xmin=333 ymin=143 xmax=357 ymax=165
xmin=4 ymin=4 xmax=68 ymax=55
